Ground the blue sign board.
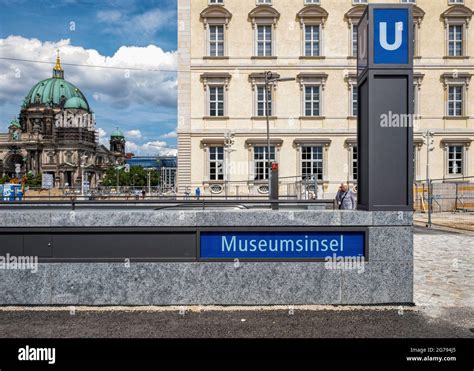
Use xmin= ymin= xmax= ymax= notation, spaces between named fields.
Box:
xmin=373 ymin=8 xmax=409 ymax=65
xmin=200 ymin=232 xmax=365 ymax=260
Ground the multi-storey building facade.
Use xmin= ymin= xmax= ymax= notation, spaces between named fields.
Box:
xmin=178 ymin=0 xmax=474 ymax=198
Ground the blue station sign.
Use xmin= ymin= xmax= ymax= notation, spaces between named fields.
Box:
xmin=373 ymin=8 xmax=409 ymax=65
xmin=200 ymin=231 xmax=365 ymax=260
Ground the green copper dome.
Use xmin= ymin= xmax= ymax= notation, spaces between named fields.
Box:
xmin=24 ymin=77 xmax=90 ymax=111
xmin=111 ymin=129 xmax=125 ymax=138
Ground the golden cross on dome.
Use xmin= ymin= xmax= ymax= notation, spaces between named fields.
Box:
xmin=54 ymin=49 xmax=63 ymax=71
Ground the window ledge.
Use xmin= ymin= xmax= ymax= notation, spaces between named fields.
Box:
xmin=203 ymin=116 xmax=229 ymax=120
xmin=251 ymin=56 xmax=277 ymax=60
xmin=347 ymin=116 xmax=357 ymax=120
xmin=443 ymin=116 xmax=469 ymax=120
xmin=443 ymin=56 xmax=470 ymax=60
xmin=203 ymin=56 xmax=230 ymax=60
xmin=347 ymin=56 xmax=357 ymax=60
xmin=299 ymin=116 xmax=326 ymax=120
xmin=251 ymin=116 xmax=277 ymax=120
xmin=299 ymin=56 xmax=326 ymax=60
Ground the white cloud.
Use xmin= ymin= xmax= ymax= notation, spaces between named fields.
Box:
xmin=97 ymin=128 xmax=108 ymax=146
xmin=97 ymin=8 xmax=175 ymax=37
xmin=160 ymin=131 xmax=177 ymax=139
xmin=0 ymin=36 xmax=177 ymax=111
xmin=126 ymin=129 xmax=142 ymax=139
xmin=126 ymin=140 xmax=177 ymax=157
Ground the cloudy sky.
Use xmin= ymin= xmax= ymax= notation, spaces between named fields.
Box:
xmin=0 ymin=0 xmax=178 ymax=156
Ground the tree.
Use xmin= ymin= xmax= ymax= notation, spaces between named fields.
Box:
xmin=101 ymin=166 xmax=160 ymax=187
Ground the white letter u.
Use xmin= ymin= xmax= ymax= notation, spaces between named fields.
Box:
xmin=379 ymin=22 xmax=403 ymax=51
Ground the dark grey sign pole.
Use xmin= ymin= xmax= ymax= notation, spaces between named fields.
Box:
xmin=357 ymin=4 xmax=414 ymax=211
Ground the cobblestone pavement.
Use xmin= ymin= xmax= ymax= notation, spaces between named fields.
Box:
xmin=414 ymin=228 xmax=474 ymax=317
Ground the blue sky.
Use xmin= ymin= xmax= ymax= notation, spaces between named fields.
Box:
xmin=0 ymin=0 xmax=178 ymax=155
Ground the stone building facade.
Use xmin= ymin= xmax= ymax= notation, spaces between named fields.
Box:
xmin=178 ymin=0 xmax=474 ymax=197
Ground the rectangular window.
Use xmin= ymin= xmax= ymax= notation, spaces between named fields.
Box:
xmin=351 ymin=85 xmax=358 ymax=117
xmin=448 ymin=86 xmax=463 ymax=117
xmin=209 ymin=25 xmax=224 ymax=57
xmin=351 ymin=24 xmax=358 ymax=57
xmin=448 ymin=25 xmax=463 ymax=57
xmin=254 ymin=146 xmax=275 ymax=181
xmin=448 ymin=146 xmax=463 ymax=175
xmin=305 ymin=25 xmax=320 ymax=57
xmin=256 ymin=85 xmax=272 ymax=117
xmin=304 ymin=85 xmax=320 ymax=117
xmin=209 ymin=86 xmax=224 ymax=117
xmin=257 ymin=25 xmax=272 ymax=57
xmin=301 ymin=146 xmax=323 ymax=181
xmin=257 ymin=0 xmax=272 ymax=4
xmin=209 ymin=0 xmax=224 ymax=4
xmin=352 ymin=146 xmax=358 ymax=181
xmin=209 ymin=147 xmax=224 ymax=181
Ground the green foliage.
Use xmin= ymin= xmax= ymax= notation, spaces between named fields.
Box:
xmin=25 ymin=173 xmax=42 ymax=187
xmin=101 ymin=166 xmax=160 ymax=187
xmin=0 ymin=175 xmax=11 ymax=184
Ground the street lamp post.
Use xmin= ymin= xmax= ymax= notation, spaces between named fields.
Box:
xmin=264 ymin=71 xmax=295 ymax=200
xmin=422 ymin=130 xmax=435 ymax=227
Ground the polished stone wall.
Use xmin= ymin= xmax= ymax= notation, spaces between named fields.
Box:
xmin=0 ymin=210 xmax=413 ymax=305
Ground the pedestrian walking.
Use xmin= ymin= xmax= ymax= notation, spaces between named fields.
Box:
xmin=335 ymin=183 xmax=356 ymax=210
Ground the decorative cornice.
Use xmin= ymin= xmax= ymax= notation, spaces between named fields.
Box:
xmin=441 ymin=5 xmax=472 ymax=27
xmin=248 ymin=5 xmax=280 ymax=27
xmin=245 ymin=138 xmax=283 ymax=147
xmin=200 ymin=5 xmax=232 ymax=28
xmin=344 ymin=5 xmax=367 ymax=24
xmin=294 ymin=138 xmax=332 ymax=147
xmin=297 ymin=5 xmax=329 ymax=27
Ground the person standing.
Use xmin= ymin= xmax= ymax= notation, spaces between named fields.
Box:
xmin=335 ymin=183 xmax=356 ymax=210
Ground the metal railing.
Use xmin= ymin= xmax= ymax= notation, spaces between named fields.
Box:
xmin=414 ymin=176 xmax=474 ymax=231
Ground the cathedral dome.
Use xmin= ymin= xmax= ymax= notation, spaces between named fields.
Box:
xmin=111 ymin=128 xmax=125 ymax=138
xmin=22 ymin=53 xmax=90 ymax=111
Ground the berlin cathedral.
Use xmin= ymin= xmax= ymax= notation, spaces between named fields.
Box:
xmin=0 ymin=53 xmax=126 ymax=188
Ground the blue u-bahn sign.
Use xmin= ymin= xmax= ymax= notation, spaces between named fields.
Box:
xmin=200 ymin=231 xmax=365 ymax=260
xmin=373 ymin=8 xmax=409 ymax=65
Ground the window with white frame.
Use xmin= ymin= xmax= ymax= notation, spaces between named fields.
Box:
xmin=302 ymin=146 xmax=323 ymax=181
xmin=448 ymin=85 xmax=463 ymax=117
xmin=305 ymin=0 xmax=320 ymax=4
xmin=209 ymin=86 xmax=225 ymax=117
xmin=351 ymin=85 xmax=358 ymax=117
xmin=209 ymin=0 xmax=224 ymax=4
xmin=256 ymin=25 xmax=272 ymax=57
xmin=448 ymin=25 xmax=463 ymax=57
xmin=256 ymin=85 xmax=272 ymax=117
xmin=257 ymin=0 xmax=272 ymax=4
xmin=208 ymin=25 xmax=224 ymax=57
xmin=400 ymin=0 xmax=416 ymax=3
xmin=448 ymin=145 xmax=463 ymax=175
xmin=351 ymin=24 xmax=358 ymax=57
xmin=352 ymin=0 xmax=367 ymax=4
xmin=209 ymin=146 xmax=224 ymax=181
xmin=254 ymin=146 xmax=275 ymax=181
xmin=449 ymin=0 xmax=464 ymax=4
xmin=352 ymin=146 xmax=358 ymax=181
xmin=305 ymin=24 xmax=321 ymax=57
xmin=304 ymin=86 xmax=321 ymax=117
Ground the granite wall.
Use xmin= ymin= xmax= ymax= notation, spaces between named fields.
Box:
xmin=0 ymin=210 xmax=413 ymax=305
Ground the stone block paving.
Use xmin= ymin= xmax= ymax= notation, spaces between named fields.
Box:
xmin=414 ymin=231 xmax=474 ymax=312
